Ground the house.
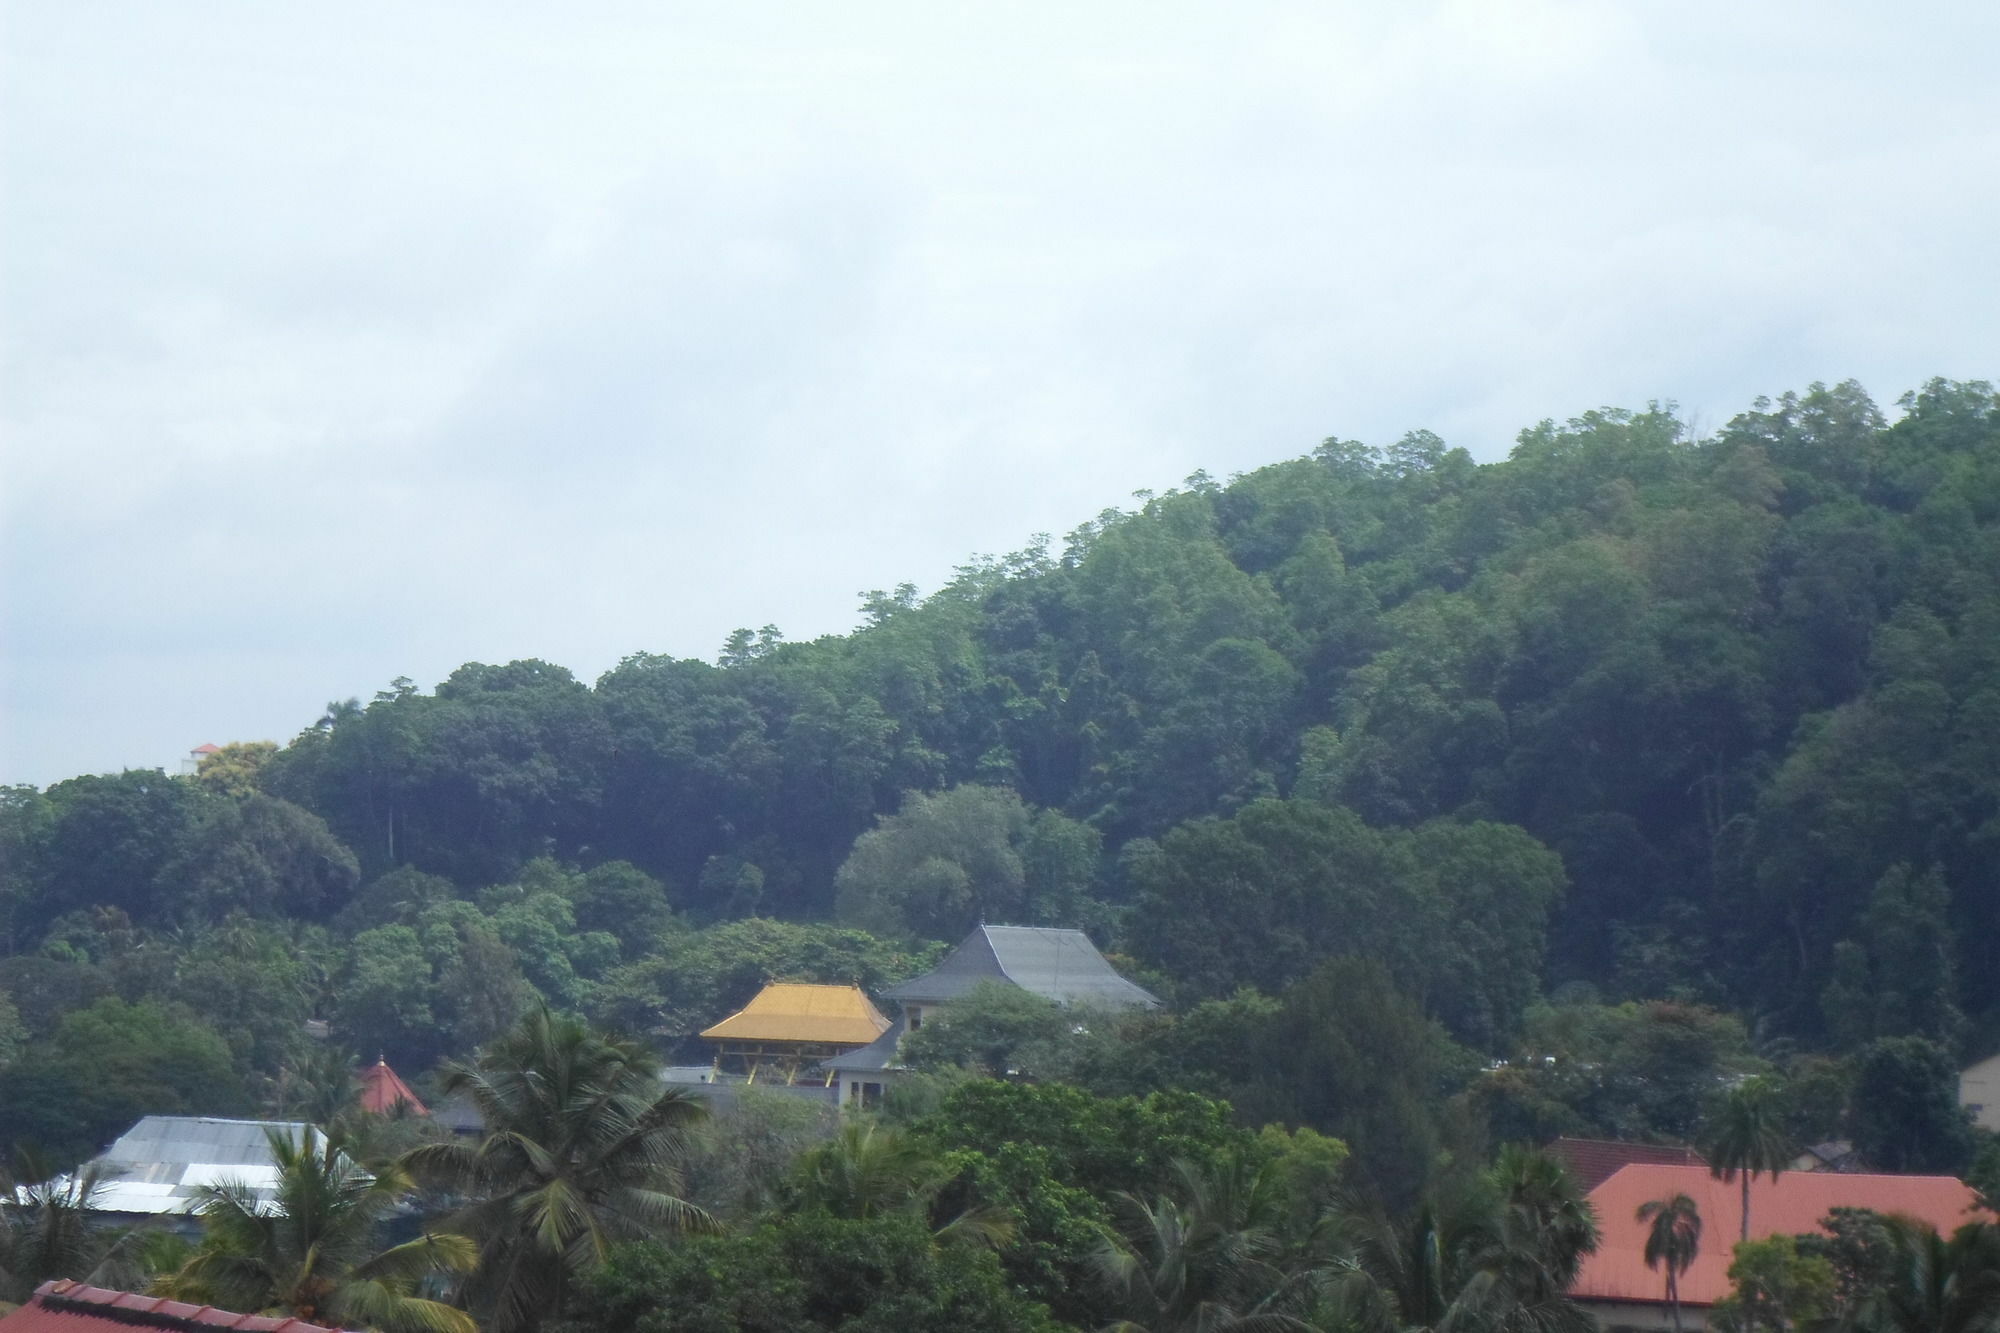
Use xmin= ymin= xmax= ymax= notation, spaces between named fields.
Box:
xmin=1569 ymin=1162 xmax=1987 ymax=1330
xmin=72 ymin=1116 xmax=321 ymax=1224
xmin=355 ymin=1056 xmax=427 ymax=1116
xmin=1960 ymin=1051 xmax=2000 ymax=1133
xmin=1546 ymin=1137 xmax=1706 ymax=1193
xmin=699 ymin=983 xmax=892 ymax=1086
xmin=825 ymin=924 xmax=1160 ymax=1108
xmin=0 ymin=1279 xmax=336 ymax=1333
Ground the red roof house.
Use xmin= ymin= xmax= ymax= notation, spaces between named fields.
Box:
xmin=0 ymin=1280 xmax=337 ymax=1333
xmin=355 ymin=1057 xmax=427 ymax=1116
xmin=1571 ymin=1163 xmax=1988 ymax=1328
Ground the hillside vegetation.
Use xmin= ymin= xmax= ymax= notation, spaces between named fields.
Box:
xmin=2 ymin=378 xmax=1997 ymax=1181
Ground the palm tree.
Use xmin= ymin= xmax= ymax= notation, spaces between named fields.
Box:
xmin=157 ymin=1126 xmax=475 ymax=1333
xmin=1704 ymin=1078 xmax=1791 ymax=1242
xmin=787 ymin=1120 xmax=1009 ymax=1246
xmin=1852 ymin=1215 xmax=2000 ymax=1333
xmin=1094 ymin=1156 xmax=1316 ymax=1333
xmin=400 ymin=1007 xmax=715 ymax=1332
xmin=0 ymin=1153 xmax=112 ymax=1303
xmin=1636 ymin=1193 xmax=1702 ymax=1333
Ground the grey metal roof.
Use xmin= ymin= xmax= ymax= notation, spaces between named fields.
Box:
xmin=83 ymin=1116 xmax=320 ymax=1216
xmin=822 ymin=1012 xmax=909 ymax=1073
xmin=880 ymin=925 xmax=1160 ymax=1009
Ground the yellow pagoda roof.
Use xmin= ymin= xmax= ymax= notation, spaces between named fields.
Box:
xmin=700 ymin=983 xmax=892 ymax=1046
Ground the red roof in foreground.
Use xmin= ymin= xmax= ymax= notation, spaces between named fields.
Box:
xmin=356 ymin=1058 xmax=427 ymax=1116
xmin=1572 ymin=1163 xmax=1988 ymax=1309
xmin=1547 ymin=1137 xmax=1707 ymax=1193
xmin=0 ymin=1281 xmax=337 ymax=1333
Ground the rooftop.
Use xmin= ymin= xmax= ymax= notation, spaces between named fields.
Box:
xmin=1571 ymin=1162 xmax=1988 ymax=1309
xmin=355 ymin=1057 xmax=427 ymax=1116
xmin=700 ymin=983 xmax=892 ymax=1046
xmin=880 ymin=925 xmax=1160 ymax=1009
xmin=1546 ymin=1136 xmax=1706 ymax=1193
xmin=0 ymin=1280 xmax=337 ymax=1333
xmin=80 ymin=1116 xmax=319 ymax=1216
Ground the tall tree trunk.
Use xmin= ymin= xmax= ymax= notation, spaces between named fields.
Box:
xmin=1740 ymin=1171 xmax=1751 ymax=1242
xmin=1668 ymin=1269 xmax=1681 ymax=1333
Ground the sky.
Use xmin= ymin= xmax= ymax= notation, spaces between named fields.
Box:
xmin=3 ymin=1 xmax=1996 ymax=789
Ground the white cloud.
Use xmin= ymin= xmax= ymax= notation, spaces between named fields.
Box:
xmin=3 ymin=0 xmax=1996 ymax=785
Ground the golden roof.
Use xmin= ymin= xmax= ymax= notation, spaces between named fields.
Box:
xmin=699 ymin=983 xmax=892 ymax=1046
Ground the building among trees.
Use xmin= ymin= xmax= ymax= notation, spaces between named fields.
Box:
xmin=355 ymin=1056 xmax=427 ymax=1116
xmin=699 ymin=983 xmax=891 ymax=1086
xmin=1569 ymin=1162 xmax=1988 ymax=1329
xmin=0 ymin=1279 xmax=341 ymax=1333
xmin=826 ymin=924 xmax=1159 ymax=1106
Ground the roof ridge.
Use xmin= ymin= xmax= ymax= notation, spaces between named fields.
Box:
xmin=29 ymin=1281 xmax=341 ymax=1333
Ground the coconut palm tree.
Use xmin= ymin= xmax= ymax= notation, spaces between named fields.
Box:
xmin=1851 ymin=1215 xmax=2000 ymax=1333
xmin=1094 ymin=1155 xmax=1317 ymax=1333
xmin=1704 ymin=1079 xmax=1791 ymax=1242
xmin=0 ymin=1153 xmax=112 ymax=1303
xmin=1636 ymin=1193 xmax=1702 ymax=1333
xmin=787 ymin=1120 xmax=1009 ymax=1246
xmin=158 ymin=1126 xmax=475 ymax=1333
xmin=400 ymin=1006 xmax=714 ymax=1333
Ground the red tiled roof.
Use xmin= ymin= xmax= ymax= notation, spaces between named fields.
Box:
xmin=0 ymin=1281 xmax=338 ymax=1333
xmin=1572 ymin=1163 xmax=1988 ymax=1309
xmin=356 ymin=1058 xmax=427 ymax=1116
xmin=1547 ymin=1137 xmax=1707 ymax=1193
xmin=191 ymin=744 xmax=222 ymax=755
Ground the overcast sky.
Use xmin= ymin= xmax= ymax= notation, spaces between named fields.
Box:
xmin=3 ymin=2 xmax=1996 ymax=789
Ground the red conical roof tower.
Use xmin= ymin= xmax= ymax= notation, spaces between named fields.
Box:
xmin=356 ymin=1055 xmax=428 ymax=1116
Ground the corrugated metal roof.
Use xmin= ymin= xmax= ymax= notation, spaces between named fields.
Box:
xmin=79 ymin=1117 xmax=319 ymax=1216
xmin=700 ymin=983 xmax=892 ymax=1045
xmin=0 ymin=1280 xmax=337 ymax=1333
xmin=1571 ymin=1163 xmax=1989 ymax=1309
xmin=881 ymin=926 xmax=1159 ymax=1009
xmin=1547 ymin=1137 xmax=1707 ymax=1193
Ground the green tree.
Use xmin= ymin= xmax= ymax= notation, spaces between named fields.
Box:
xmin=1704 ymin=1079 xmax=1792 ymax=1242
xmin=1710 ymin=1234 xmax=1835 ymax=1333
xmin=401 ymin=1008 xmax=714 ymax=1332
xmin=1848 ymin=1037 xmax=1976 ymax=1173
xmin=1637 ymin=1194 xmax=1702 ymax=1333
xmin=834 ymin=784 xmax=1031 ymax=939
xmin=159 ymin=1127 xmax=475 ymax=1333
xmin=0 ymin=997 xmax=248 ymax=1166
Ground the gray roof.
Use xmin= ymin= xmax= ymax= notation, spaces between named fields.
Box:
xmin=880 ymin=925 xmax=1160 ymax=1009
xmin=82 ymin=1116 xmax=321 ymax=1216
xmin=822 ymin=1012 xmax=909 ymax=1073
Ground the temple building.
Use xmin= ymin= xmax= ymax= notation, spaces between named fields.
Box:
xmin=826 ymin=924 xmax=1159 ymax=1107
xmin=699 ymin=983 xmax=893 ymax=1086
xmin=356 ymin=1056 xmax=428 ymax=1116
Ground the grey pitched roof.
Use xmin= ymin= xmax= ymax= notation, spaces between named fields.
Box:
xmin=822 ymin=1012 xmax=910 ymax=1073
xmin=880 ymin=925 xmax=1160 ymax=1009
xmin=82 ymin=1116 xmax=321 ymax=1216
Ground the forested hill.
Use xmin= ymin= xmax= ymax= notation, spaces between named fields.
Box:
xmin=5 ymin=378 xmax=1998 ymax=1091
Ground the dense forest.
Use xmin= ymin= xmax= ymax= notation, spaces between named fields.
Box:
xmin=1 ymin=378 xmax=1998 ymax=1328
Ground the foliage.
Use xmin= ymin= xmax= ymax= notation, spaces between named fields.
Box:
xmin=1848 ymin=1036 xmax=1976 ymax=1173
xmin=553 ymin=1213 xmax=1059 ymax=1333
xmin=1638 ymin=1193 xmax=1703 ymax=1333
xmin=1711 ymin=1234 xmax=1835 ymax=1333
xmin=158 ymin=1126 xmax=476 ymax=1333
xmin=0 ymin=996 xmax=248 ymax=1165
xmin=400 ymin=1007 xmax=714 ymax=1332
xmin=1705 ymin=1078 xmax=1793 ymax=1243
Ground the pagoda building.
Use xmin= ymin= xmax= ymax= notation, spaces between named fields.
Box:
xmin=700 ymin=983 xmax=892 ymax=1086
xmin=356 ymin=1056 xmax=428 ymax=1116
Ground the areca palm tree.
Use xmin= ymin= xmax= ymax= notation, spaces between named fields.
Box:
xmin=1636 ymin=1193 xmax=1701 ymax=1333
xmin=401 ymin=1007 xmax=714 ymax=1333
xmin=157 ymin=1126 xmax=475 ymax=1333
xmin=1852 ymin=1215 xmax=2000 ymax=1333
xmin=1704 ymin=1079 xmax=1791 ymax=1242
